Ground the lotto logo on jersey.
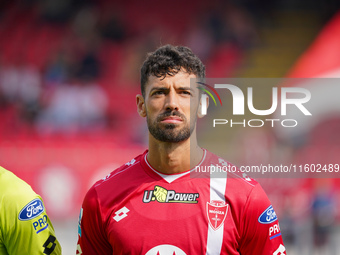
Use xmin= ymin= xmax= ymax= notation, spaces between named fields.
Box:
xmin=125 ymin=158 xmax=136 ymax=166
xmin=206 ymin=200 xmax=228 ymax=231
xmin=143 ymin=185 xmax=199 ymax=204
xmin=273 ymin=244 xmax=286 ymax=255
xmin=113 ymin=207 xmax=130 ymax=222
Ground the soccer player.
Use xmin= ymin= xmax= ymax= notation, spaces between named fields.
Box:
xmin=0 ymin=166 xmax=61 ymax=255
xmin=77 ymin=45 xmax=286 ymax=254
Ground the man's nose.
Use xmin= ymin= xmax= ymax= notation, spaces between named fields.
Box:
xmin=165 ymin=91 xmax=179 ymax=111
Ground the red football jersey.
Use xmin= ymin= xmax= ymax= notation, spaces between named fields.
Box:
xmin=77 ymin=149 xmax=286 ymax=255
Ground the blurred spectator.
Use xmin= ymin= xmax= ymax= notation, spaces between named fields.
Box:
xmin=224 ymin=3 xmax=259 ymax=49
xmin=0 ymin=58 xmax=42 ymax=123
xmin=71 ymin=6 xmax=102 ymax=80
xmin=204 ymin=1 xmax=258 ymax=49
xmin=312 ymin=180 xmax=336 ymax=251
xmin=206 ymin=4 xmax=228 ymax=44
xmin=36 ymin=81 xmax=108 ymax=134
xmin=98 ymin=6 xmax=126 ymax=42
xmin=117 ymin=29 xmax=165 ymax=87
xmin=72 ymin=5 xmax=98 ymax=40
xmin=44 ymin=50 xmax=74 ymax=87
xmin=184 ymin=17 xmax=214 ymax=62
xmin=38 ymin=0 xmax=73 ymax=24
xmin=0 ymin=59 xmax=41 ymax=104
xmin=75 ymin=47 xmax=101 ymax=81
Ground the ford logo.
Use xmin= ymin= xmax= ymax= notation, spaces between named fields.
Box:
xmin=258 ymin=205 xmax=277 ymax=224
xmin=18 ymin=198 xmax=45 ymax=221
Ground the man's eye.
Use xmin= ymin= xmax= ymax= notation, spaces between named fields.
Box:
xmin=153 ymin=91 xmax=165 ymax=95
xmin=180 ymin=91 xmax=191 ymax=95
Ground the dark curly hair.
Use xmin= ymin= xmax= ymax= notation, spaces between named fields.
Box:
xmin=140 ymin=45 xmax=205 ymax=97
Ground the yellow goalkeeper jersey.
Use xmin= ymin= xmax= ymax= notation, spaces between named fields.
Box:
xmin=0 ymin=166 xmax=61 ymax=255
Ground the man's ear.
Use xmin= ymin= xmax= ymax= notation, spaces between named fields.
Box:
xmin=136 ymin=94 xmax=147 ymax=117
xmin=198 ymin=94 xmax=209 ymax=118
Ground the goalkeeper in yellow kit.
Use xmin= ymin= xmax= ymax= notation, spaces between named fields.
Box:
xmin=0 ymin=166 xmax=61 ymax=255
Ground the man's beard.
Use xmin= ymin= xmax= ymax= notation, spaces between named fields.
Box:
xmin=147 ymin=110 xmax=195 ymax=143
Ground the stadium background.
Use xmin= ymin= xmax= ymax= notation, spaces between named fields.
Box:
xmin=0 ymin=0 xmax=340 ymax=254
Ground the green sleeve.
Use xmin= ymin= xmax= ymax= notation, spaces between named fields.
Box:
xmin=0 ymin=169 xmax=62 ymax=255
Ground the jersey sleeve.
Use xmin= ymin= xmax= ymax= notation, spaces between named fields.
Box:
xmin=239 ymin=183 xmax=286 ymax=255
xmin=0 ymin=187 xmax=61 ymax=255
xmin=77 ymin=186 xmax=112 ymax=255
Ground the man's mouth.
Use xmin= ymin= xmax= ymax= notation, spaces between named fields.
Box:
xmin=160 ymin=116 xmax=183 ymax=124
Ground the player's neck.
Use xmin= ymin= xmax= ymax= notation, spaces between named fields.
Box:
xmin=147 ymin=135 xmax=203 ymax=175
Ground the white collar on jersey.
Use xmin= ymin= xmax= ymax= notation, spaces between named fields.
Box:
xmin=144 ymin=150 xmax=207 ymax=183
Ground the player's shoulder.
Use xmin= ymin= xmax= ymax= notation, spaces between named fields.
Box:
xmin=0 ymin=166 xmax=29 ymax=191
xmin=205 ymin=152 xmax=271 ymax=210
xmin=83 ymin=151 xmax=147 ymax=209
xmin=94 ymin=151 xmax=145 ymax=187
xmin=86 ymin=150 xmax=148 ymax=200
xmin=205 ymin=151 xmax=259 ymax=188
xmin=0 ymin=166 xmax=38 ymax=204
xmin=0 ymin=167 xmax=49 ymax=230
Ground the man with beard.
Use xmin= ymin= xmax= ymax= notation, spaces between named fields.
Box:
xmin=76 ymin=45 xmax=286 ymax=254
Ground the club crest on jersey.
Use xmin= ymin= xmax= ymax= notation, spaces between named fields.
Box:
xmin=19 ymin=198 xmax=45 ymax=221
xmin=143 ymin=185 xmax=199 ymax=204
xmin=206 ymin=200 xmax=228 ymax=231
xmin=258 ymin=205 xmax=278 ymax=224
